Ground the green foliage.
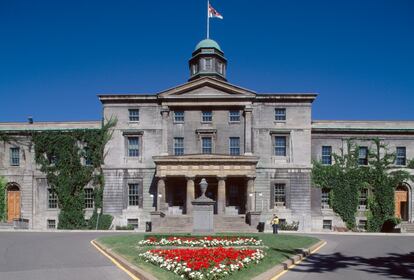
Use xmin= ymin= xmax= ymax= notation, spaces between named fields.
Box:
xmin=312 ymin=141 xmax=366 ymax=229
xmin=366 ymin=139 xmax=413 ymax=232
xmin=87 ymin=212 xmax=113 ymax=230
xmin=279 ymin=221 xmax=299 ymax=231
xmin=116 ymin=225 xmax=135 ymax=230
xmin=33 ymin=119 xmax=116 ymax=229
xmin=312 ymin=138 xmax=414 ymax=232
xmin=0 ymin=176 xmax=7 ymax=221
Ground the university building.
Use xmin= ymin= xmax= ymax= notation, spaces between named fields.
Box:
xmin=1 ymin=39 xmax=413 ymax=231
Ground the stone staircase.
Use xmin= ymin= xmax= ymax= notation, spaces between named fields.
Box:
xmin=401 ymin=222 xmax=414 ymax=233
xmin=152 ymin=215 xmax=257 ymax=233
xmin=214 ymin=215 xmax=258 ymax=233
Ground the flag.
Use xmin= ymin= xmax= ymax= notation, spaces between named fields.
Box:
xmin=208 ymin=3 xmax=223 ymax=19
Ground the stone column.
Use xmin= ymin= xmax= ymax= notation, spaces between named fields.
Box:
xmin=244 ymin=106 xmax=253 ymax=155
xmin=217 ymin=176 xmax=226 ymax=215
xmin=186 ymin=176 xmax=195 ymax=215
xmin=246 ymin=176 xmax=255 ymax=212
xmin=157 ymin=177 xmax=167 ymax=211
xmin=160 ymin=106 xmax=169 ymax=156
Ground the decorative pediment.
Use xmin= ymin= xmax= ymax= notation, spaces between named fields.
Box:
xmin=157 ymin=77 xmax=256 ymax=99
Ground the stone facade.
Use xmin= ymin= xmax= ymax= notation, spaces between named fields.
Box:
xmin=0 ymin=40 xmax=413 ymax=231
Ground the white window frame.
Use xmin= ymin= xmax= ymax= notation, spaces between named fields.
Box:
xmin=202 ymin=137 xmax=213 ymax=154
xmin=274 ymin=108 xmax=286 ymax=121
xmin=229 ymin=137 xmax=240 ymax=155
xmin=396 ymin=147 xmax=406 ymax=166
xmin=128 ymin=109 xmax=140 ymax=122
xmin=128 ymin=183 xmax=140 ymax=206
xmin=174 ymin=137 xmax=184 ymax=156
xmin=10 ymin=147 xmax=20 ymax=166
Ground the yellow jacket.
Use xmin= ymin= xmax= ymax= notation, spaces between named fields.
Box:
xmin=271 ymin=217 xmax=279 ymax=225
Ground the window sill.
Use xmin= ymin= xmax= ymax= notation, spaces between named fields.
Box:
xmin=173 ymin=121 xmax=185 ymax=124
xmin=128 ymin=121 xmax=140 ymax=124
xmin=229 ymin=121 xmax=241 ymax=124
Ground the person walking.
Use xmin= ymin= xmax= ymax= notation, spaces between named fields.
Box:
xmin=271 ymin=215 xmax=279 ymax=234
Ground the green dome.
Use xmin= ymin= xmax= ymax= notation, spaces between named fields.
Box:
xmin=195 ymin=39 xmax=222 ymax=51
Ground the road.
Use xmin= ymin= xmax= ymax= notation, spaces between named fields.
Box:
xmin=281 ymin=234 xmax=414 ymax=280
xmin=0 ymin=232 xmax=131 ymax=280
xmin=0 ymin=232 xmax=413 ymax=280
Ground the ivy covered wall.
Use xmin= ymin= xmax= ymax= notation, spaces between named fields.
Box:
xmin=32 ymin=120 xmax=115 ymax=229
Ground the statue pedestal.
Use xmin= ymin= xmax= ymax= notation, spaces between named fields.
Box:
xmin=192 ymin=198 xmax=215 ymax=233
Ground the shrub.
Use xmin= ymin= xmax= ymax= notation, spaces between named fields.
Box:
xmin=279 ymin=221 xmax=299 ymax=231
xmin=116 ymin=225 xmax=135 ymax=230
xmin=87 ymin=212 xmax=113 ymax=230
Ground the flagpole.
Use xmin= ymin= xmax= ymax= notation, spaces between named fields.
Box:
xmin=207 ymin=0 xmax=210 ymax=39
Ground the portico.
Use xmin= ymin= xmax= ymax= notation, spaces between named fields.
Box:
xmin=153 ymin=154 xmax=258 ymax=216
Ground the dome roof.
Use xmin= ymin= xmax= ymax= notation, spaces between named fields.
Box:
xmin=195 ymin=39 xmax=222 ymax=51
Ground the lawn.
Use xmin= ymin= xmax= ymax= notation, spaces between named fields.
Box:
xmin=97 ymin=233 xmax=319 ymax=280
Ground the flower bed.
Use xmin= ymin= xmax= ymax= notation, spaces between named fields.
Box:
xmin=138 ymin=236 xmax=263 ymax=247
xmin=139 ymin=247 xmax=265 ymax=279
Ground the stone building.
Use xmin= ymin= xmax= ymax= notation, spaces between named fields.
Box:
xmin=0 ymin=39 xmax=413 ymax=231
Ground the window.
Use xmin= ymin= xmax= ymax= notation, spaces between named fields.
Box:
xmin=128 ymin=183 xmax=140 ymax=206
xmin=84 ymin=188 xmax=94 ymax=209
xmin=229 ymin=110 xmax=240 ymax=122
xmin=323 ymin=220 xmax=332 ymax=230
xmin=174 ymin=137 xmax=184 ymax=156
xmin=321 ymin=146 xmax=332 ymax=165
xmin=202 ymin=137 xmax=212 ymax=154
xmin=202 ymin=111 xmax=212 ymax=122
xmin=192 ymin=64 xmax=199 ymax=75
xmin=128 ymin=109 xmax=139 ymax=122
xmin=174 ymin=111 xmax=185 ymax=123
xmin=274 ymin=108 xmax=286 ymax=121
xmin=396 ymin=147 xmax=406 ymax=166
xmin=127 ymin=137 xmax=140 ymax=157
xmin=359 ymin=188 xmax=368 ymax=210
xmin=204 ymin=58 xmax=212 ymax=71
xmin=358 ymin=147 xmax=368 ymax=165
xmin=274 ymin=183 xmax=286 ymax=206
xmin=358 ymin=220 xmax=367 ymax=231
xmin=217 ymin=62 xmax=224 ymax=74
xmin=229 ymin=137 xmax=240 ymax=155
xmin=127 ymin=219 xmax=139 ymax=229
xmin=48 ymin=189 xmax=58 ymax=209
xmin=321 ymin=188 xmax=330 ymax=209
xmin=274 ymin=136 xmax=287 ymax=156
xmin=84 ymin=147 xmax=93 ymax=166
xmin=10 ymin=147 xmax=20 ymax=166
xmin=47 ymin=219 xmax=56 ymax=229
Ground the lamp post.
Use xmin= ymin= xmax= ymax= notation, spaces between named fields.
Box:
xmin=249 ymin=191 xmax=262 ymax=212
xmin=95 ymin=208 xmax=102 ymax=230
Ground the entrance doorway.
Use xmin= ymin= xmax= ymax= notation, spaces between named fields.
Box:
xmin=226 ymin=177 xmax=246 ymax=214
xmin=7 ymin=183 xmax=21 ymax=222
xmin=165 ymin=177 xmax=186 ymax=215
xmin=395 ymin=184 xmax=409 ymax=221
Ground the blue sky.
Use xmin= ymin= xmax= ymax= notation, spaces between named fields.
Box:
xmin=1 ymin=0 xmax=413 ymax=122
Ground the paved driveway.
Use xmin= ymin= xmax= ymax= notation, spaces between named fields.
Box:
xmin=0 ymin=232 xmax=131 ymax=280
xmin=281 ymin=234 xmax=414 ymax=280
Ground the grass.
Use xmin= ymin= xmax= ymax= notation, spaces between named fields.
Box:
xmin=97 ymin=233 xmax=319 ymax=280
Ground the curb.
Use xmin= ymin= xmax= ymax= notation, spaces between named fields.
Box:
xmin=251 ymin=240 xmax=327 ymax=280
xmin=91 ymin=239 xmax=158 ymax=280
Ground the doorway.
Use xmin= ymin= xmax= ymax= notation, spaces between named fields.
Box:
xmin=7 ymin=183 xmax=21 ymax=222
xmin=395 ymin=184 xmax=409 ymax=221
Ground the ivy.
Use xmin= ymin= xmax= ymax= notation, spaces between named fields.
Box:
xmin=312 ymin=141 xmax=366 ymax=229
xmin=312 ymin=138 xmax=413 ymax=232
xmin=0 ymin=176 xmax=7 ymax=222
xmin=32 ymin=119 xmax=115 ymax=229
xmin=365 ymin=139 xmax=413 ymax=231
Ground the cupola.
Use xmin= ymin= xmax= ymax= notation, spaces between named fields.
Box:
xmin=188 ymin=39 xmax=227 ymax=81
